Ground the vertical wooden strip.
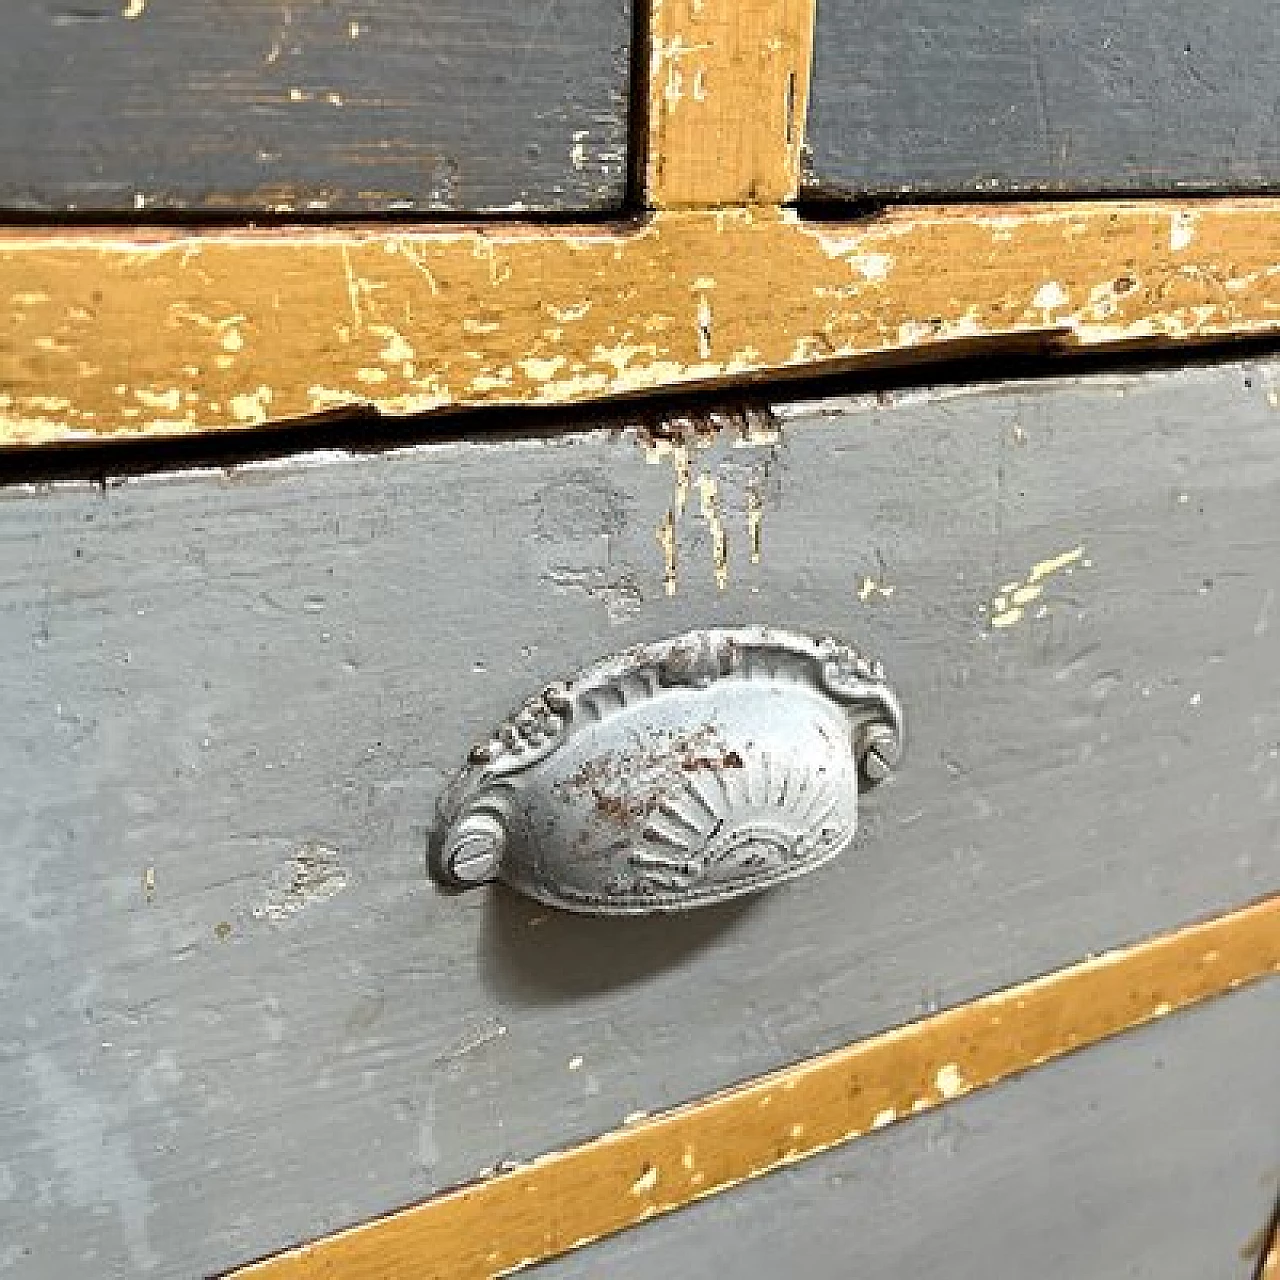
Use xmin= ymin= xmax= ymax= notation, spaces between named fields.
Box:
xmin=645 ymin=0 xmax=815 ymax=207
xmin=229 ymin=893 xmax=1280 ymax=1280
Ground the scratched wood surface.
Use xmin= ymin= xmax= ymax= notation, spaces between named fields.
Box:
xmin=2 ymin=359 xmax=1279 ymax=1276
xmin=0 ymin=0 xmax=631 ymax=213
xmin=807 ymin=0 xmax=1280 ymax=196
xmin=645 ymin=0 xmax=814 ymax=207
xmin=5 ymin=201 xmax=1280 ymax=444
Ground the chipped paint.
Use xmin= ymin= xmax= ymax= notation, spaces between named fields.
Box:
xmin=229 ymin=386 xmax=274 ymax=424
xmin=696 ymin=293 xmax=713 ymax=359
xmin=134 ymin=388 xmax=182 ymax=413
xmin=1032 ymin=280 xmax=1070 ymax=312
xmin=747 ymin=483 xmax=763 ymax=564
xmin=1170 ymin=211 xmax=1197 ymax=252
xmin=934 ymin=1062 xmax=966 ymax=1099
xmin=857 ymin=576 xmax=894 ymax=603
xmin=989 ymin=545 xmax=1086 ymax=628
xmin=848 ymin=252 xmax=894 ymax=282
xmin=641 ymin=408 xmax=779 ymax=595
xmin=251 ymin=842 xmax=348 ymax=922
xmin=4 ymin=203 xmax=1280 ymax=444
xmin=231 ymin=894 xmax=1280 ymax=1280
xmin=657 ymin=510 xmax=678 ymax=597
xmin=697 ymin=472 xmax=729 ymax=590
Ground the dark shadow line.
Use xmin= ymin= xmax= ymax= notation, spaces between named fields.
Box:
xmin=625 ymin=0 xmax=653 ymax=212
xmin=4 ymin=330 xmax=1280 ymax=488
xmin=796 ymin=181 xmax=1280 ymax=225
xmin=0 ymin=206 xmax=642 ymax=231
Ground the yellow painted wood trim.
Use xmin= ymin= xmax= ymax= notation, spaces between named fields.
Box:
xmin=4 ymin=200 xmax=1280 ymax=447
xmin=1261 ymin=1206 xmax=1280 ymax=1280
xmin=645 ymin=0 xmax=815 ymax=207
xmin=228 ymin=892 xmax=1280 ymax=1280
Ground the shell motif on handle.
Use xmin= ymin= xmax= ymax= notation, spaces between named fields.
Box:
xmin=430 ymin=627 xmax=904 ymax=915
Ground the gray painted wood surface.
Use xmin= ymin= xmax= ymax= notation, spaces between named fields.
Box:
xmin=806 ymin=0 xmax=1280 ymax=195
xmin=1 ymin=359 xmax=1279 ymax=1276
xmin=0 ymin=1 xmax=631 ymax=213
xmin=543 ymin=981 xmax=1280 ymax=1280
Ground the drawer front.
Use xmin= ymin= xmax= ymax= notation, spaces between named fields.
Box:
xmin=0 ymin=0 xmax=632 ymax=214
xmin=540 ymin=981 xmax=1280 ymax=1280
xmin=807 ymin=0 xmax=1280 ymax=197
xmin=1 ymin=358 xmax=1278 ymax=1276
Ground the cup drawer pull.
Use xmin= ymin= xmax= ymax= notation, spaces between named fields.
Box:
xmin=429 ymin=627 xmax=904 ymax=915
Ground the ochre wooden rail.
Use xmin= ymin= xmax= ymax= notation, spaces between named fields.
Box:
xmin=4 ymin=202 xmax=1280 ymax=445
xmin=4 ymin=0 xmax=1280 ymax=446
xmin=227 ymin=893 xmax=1280 ymax=1280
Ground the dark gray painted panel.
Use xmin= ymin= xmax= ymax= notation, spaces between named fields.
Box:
xmin=1 ymin=359 xmax=1279 ymax=1276
xmin=0 ymin=1 xmax=630 ymax=213
xmin=807 ymin=0 xmax=1280 ymax=195
xmin=543 ymin=983 xmax=1280 ymax=1280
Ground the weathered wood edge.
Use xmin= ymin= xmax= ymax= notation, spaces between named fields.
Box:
xmin=3 ymin=199 xmax=1280 ymax=446
xmin=645 ymin=0 xmax=814 ymax=207
xmin=1262 ymin=1202 xmax=1280 ymax=1280
xmin=228 ymin=893 xmax=1280 ymax=1280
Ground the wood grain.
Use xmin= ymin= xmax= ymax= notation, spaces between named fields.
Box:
xmin=4 ymin=199 xmax=1280 ymax=444
xmin=0 ymin=0 xmax=631 ymax=214
xmin=807 ymin=0 xmax=1280 ymax=198
xmin=230 ymin=895 xmax=1280 ymax=1279
xmin=645 ymin=0 xmax=814 ymax=207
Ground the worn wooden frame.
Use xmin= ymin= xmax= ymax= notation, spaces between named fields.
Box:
xmin=4 ymin=0 xmax=1280 ymax=446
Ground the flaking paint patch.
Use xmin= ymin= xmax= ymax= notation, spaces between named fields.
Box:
xmin=935 ymin=1062 xmax=966 ymax=1099
xmin=657 ymin=509 xmax=678 ymax=597
xmin=747 ymin=483 xmax=763 ymax=564
xmin=134 ymin=387 xmax=182 ymax=413
xmin=546 ymin=301 xmax=592 ymax=323
xmin=989 ymin=545 xmax=1086 ymax=628
xmin=252 ymin=841 xmax=348 ymax=922
xmin=848 ymin=252 xmax=894 ymax=282
xmin=230 ymin=385 xmax=274 ymax=424
xmin=858 ymin=576 xmax=894 ymax=602
xmin=223 ymin=896 xmax=1280 ymax=1279
xmin=696 ymin=294 xmax=713 ymax=359
xmin=6 ymin=204 xmax=1280 ymax=444
xmin=369 ymin=324 xmax=415 ymax=365
xmin=1170 ymin=212 xmax=1197 ymax=252
xmin=642 ymin=408 xmax=778 ymax=594
xmin=1032 ymin=281 xmax=1070 ymax=311
xmin=520 ymin=355 xmax=567 ymax=383
xmin=697 ymin=472 xmax=729 ymax=590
